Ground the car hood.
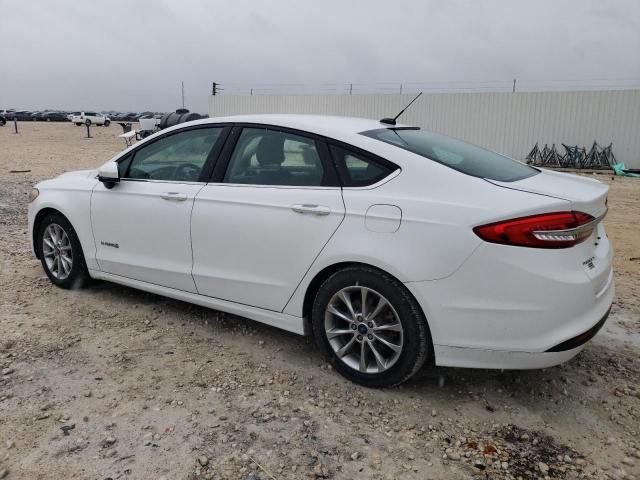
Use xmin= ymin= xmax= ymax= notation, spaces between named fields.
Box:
xmin=487 ymin=168 xmax=608 ymax=217
xmin=56 ymin=169 xmax=98 ymax=180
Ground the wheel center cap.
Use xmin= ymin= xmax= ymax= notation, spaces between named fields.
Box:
xmin=357 ymin=323 xmax=368 ymax=335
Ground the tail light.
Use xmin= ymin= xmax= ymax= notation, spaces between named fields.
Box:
xmin=473 ymin=211 xmax=598 ymax=249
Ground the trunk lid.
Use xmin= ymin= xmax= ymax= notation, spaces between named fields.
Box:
xmin=487 ymin=168 xmax=608 ymax=217
xmin=488 ymin=168 xmax=612 ymax=295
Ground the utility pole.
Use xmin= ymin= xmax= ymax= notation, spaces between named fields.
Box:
xmin=513 ymin=79 xmax=516 ymax=93
xmin=181 ymin=81 xmax=185 ymax=109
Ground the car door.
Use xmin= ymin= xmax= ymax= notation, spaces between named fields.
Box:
xmin=91 ymin=125 xmax=228 ymax=292
xmin=191 ymin=125 xmax=345 ymax=311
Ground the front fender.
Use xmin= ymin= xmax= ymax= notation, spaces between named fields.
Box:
xmin=29 ymin=179 xmax=99 ymax=270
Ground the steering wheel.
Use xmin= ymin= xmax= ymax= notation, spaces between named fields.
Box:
xmin=174 ymin=163 xmax=200 ymax=181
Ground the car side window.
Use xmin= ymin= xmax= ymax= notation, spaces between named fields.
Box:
xmin=329 ymin=145 xmax=397 ymax=187
xmin=124 ymin=127 xmax=223 ymax=182
xmin=224 ymin=128 xmax=325 ymax=187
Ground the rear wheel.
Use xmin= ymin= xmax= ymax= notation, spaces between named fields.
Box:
xmin=312 ymin=266 xmax=431 ymax=387
xmin=37 ymin=213 xmax=90 ymax=289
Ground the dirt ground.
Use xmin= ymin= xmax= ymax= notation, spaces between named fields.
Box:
xmin=1 ymin=122 xmax=639 ymax=480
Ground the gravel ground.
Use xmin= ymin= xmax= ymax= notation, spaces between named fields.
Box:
xmin=1 ymin=122 xmax=639 ymax=480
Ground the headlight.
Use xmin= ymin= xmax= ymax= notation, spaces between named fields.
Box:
xmin=28 ymin=188 xmax=39 ymax=202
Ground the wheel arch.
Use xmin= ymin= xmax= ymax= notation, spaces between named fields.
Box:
xmin=301 ymin=262 xmax=433 ymax=355
xmin=32 ymin=207 xmax=66 ymax=259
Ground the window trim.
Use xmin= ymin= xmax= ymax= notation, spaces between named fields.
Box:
xmin=209 ymin=123 xmax=341 ymax=188
xmin=116 ymin=124 xmax=232 ymax=184
xmin=327 ymin=141 xmax=400 ymax=188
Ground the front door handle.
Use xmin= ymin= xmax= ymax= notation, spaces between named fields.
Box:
xmin=161 ymin=192 xmax=188 ymax=201
xmin=291 ymin=204 xmax=331 ymax=216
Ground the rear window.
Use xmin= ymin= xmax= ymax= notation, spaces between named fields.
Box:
xmin=361 ymin=128 xmax=538 ymax=182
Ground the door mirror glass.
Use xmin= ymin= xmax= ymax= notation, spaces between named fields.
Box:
xmin=98 ymin=161 xmax=119 ymax=189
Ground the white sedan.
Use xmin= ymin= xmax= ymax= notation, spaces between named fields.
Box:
xmin=28 ymin=115 xmax=614 ymax=387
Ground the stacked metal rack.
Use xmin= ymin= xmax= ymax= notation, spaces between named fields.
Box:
xmin=525 ymin=141 xmax=617 ymax=169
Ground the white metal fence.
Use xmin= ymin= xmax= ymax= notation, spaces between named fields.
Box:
xmin=209 ymin=90 xmax=640 ymax=168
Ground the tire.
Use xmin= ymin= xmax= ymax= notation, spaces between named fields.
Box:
xmin=85 ymin=119 xmax=92 ymax=126
xmin=311 ymin=266 xmax=431 ymax=388
xmin=37 ymin=212 xmax=90 ymax=289
xmin=104 ymin=120 xmax=110 ymax=127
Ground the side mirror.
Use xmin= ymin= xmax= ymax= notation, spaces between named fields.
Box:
xmin=97 ymin=161 xmax=119 ymax=189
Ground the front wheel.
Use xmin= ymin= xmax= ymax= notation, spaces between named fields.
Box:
xmin=312 ymin=266 xmax=431 ymax=387
xmin=37 ymin=213 xmax=90 ymax=289
xmin=104 ymin=119 xmax=110 ymax=127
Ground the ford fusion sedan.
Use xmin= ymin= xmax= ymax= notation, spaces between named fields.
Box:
xmin=27 ymin=115 xmax=613 ymax=387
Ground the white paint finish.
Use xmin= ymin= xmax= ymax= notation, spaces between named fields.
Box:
xmin=489 ymin=168 xmax=609 ymax=217
xmin=209 ymin=90 xmax=640 ymax=167
xmin=190 ymin=184 xmax=345 ymax=311
xmin=27 ymin=169 xmax=100 ymax=271
xmin=432 ymin=344 xmax=585 ymax=370
xmin=365 ymin=204 xmax=402 ymax=233
xmin=406 ymin=238 xmax=614 ymax=353
xmin=283 ymin=162 xmax=573 ymax=317
xmin=90 ymin=180 xmax=203 ymax=292
xmin=71 ymin=111 xmax=109 ymax=126
xmin=89 ymin=270 xmax=305 ymax=335
xmin=30 ymin=114 xmax=616 ymax=372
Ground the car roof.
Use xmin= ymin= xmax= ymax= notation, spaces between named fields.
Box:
xmin=193 ymin=114 xmax=411 ymax=141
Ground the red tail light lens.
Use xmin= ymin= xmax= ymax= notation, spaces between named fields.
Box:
xmin=473 ymin=211 xmax=596 ymax=249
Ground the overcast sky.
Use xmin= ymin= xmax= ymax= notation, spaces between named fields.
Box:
xmin=1 ymin=0 xmax=638 ymax=112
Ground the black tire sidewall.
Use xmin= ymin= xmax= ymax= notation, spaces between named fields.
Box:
xmin=311 ymin=266 xmax=431 ymax=387
xmin=37 ymin=213 xmax=89 ymax=289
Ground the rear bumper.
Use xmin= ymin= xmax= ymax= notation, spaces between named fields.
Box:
xmin=432 ymin=344 xmax=588 ymax=370
xmin=546 ymin=306 xmax=610 ymax=352
xmin=406 ymin=239 xmax=614 ymax=370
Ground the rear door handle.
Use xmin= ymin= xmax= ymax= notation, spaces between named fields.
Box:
xmin=291 ymin=204 xmax=331 ymax=216
xmin=161 ymin=192 xmax=188 ymax=201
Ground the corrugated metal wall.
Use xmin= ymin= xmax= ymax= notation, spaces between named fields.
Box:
xmin=209 ymin=90 xmax=640 ymax=167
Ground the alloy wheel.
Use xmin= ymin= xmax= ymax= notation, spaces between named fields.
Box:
xmin=324 ymin=286 xmax=404 ymax=373
xmin=42 ymin=223 xmax=73 ymax=280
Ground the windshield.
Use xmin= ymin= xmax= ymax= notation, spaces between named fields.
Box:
xmin=361 ymin=128 xmax=538 ymax=182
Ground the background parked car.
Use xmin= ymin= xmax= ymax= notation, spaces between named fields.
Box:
xmin=122 ymin=112 xmax=139 ymax=121
xmin=1 ymin=109 xmax=15 ymax=121
xmin=71 ymin=111 xmax=110 ymax=126
xmin=41 ymin=111 xmax=70 ymax=122
xmin=12 ymin=111 xmax=33 ymax=121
